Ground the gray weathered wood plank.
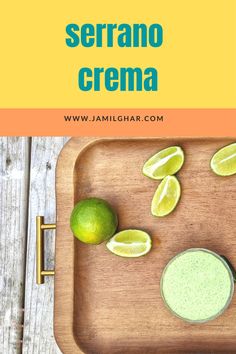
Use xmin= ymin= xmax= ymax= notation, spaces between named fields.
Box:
xmin=0 ymin=137 xmax=30 ymax=354
xmin=22 ymin=137 xmax=69 ymax=354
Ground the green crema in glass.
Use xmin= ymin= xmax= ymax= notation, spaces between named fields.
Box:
xmin=161 ymin=249 xmax=234 ymax=323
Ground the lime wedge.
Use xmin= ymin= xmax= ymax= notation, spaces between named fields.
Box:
xmin=106 ymin=230 xmax=152 ymax=258
xmin=151 ymin=176 xmax=181 ymax=217
xmin=143 ymin=146 xmax=184 ymax=180
xmin=211 ymin=143 xmax=236 ymax=176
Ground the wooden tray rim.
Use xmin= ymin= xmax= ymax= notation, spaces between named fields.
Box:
xmin=54 ymin=136 xmax=235 ymax=354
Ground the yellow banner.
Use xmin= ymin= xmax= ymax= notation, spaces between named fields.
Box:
xmin=0 ymin=0 xmax=235 ymax=108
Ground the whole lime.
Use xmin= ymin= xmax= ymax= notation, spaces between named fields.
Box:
xmin=70 ymin=198 xmax=118 ymax=244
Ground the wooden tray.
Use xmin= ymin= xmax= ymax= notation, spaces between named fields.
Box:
xmin=54 ymin=137 xmax=236 ymax=354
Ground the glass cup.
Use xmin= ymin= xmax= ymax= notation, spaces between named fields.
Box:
xmin=160 ymin=248 xmax=235 ymax=324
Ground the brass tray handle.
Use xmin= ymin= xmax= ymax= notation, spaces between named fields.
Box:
xmin=36 ymin=216 xmax=56 ymax=285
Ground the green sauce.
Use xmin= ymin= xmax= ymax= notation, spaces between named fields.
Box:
xmin=161 ymin=249 xmax=234 ymax=323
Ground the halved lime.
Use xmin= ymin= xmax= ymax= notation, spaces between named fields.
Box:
xmin=106 ymin=230 xmax=152 ymax=258
xmin=151 ymin=176 xmax=181 ymax=217
xmin=211 ymin=143 xmax=236 ymax=176
xmin=143 ymin=146 xmax=184 ymax=180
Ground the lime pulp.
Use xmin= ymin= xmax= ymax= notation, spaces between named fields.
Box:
xmin=151 ymin=175 xmax=181 ymax=217
xmin=143 ymin=146 xmax=184 ymax=180
xmin=211 ymin=142 xmax=236 ymax=176
xmin=106 ymin=229 xmax=152 ymax=257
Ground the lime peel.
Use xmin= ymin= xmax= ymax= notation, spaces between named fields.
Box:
xmin=70 ymin=197 xmax=118 ymax=244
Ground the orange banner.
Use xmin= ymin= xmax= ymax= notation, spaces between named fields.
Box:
xmin=0 ymin=109 xmax=235 ymax=136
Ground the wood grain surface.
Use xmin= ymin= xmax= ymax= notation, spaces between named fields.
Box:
xmin=0 ymin=137 xmax=68 ymax=354
xmin=55 ymin=137 xmax=236 ymax=354
xmin=22 ymin=137 xmax=68 ymax=354
xmin=1 ymin=137 xmax=236 ymax=354
xmin=0 ymin=137 xmax=30 ymax=354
